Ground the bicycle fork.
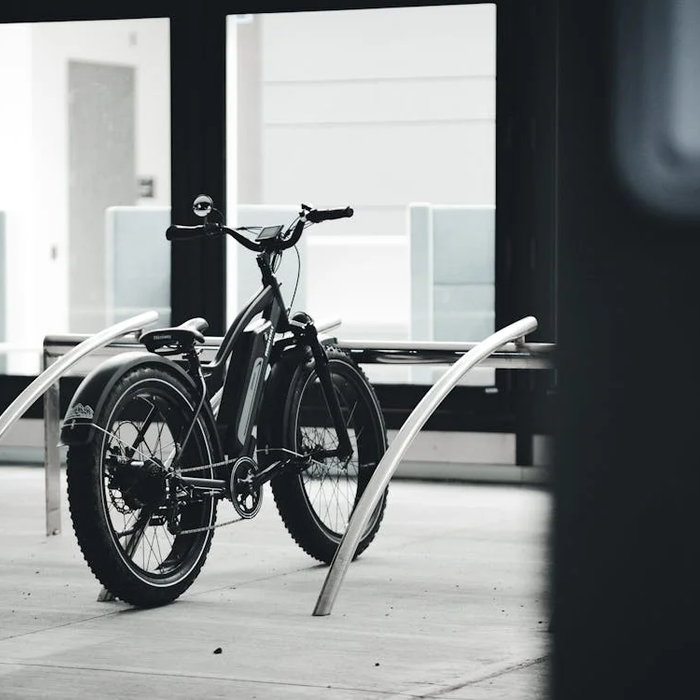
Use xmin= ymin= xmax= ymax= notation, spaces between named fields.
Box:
xmin=246 ymin=328 xmax=354 ymax=491
xmin=307 ymin=332 xmax=353 ymax=461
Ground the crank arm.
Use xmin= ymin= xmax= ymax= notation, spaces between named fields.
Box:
xmin=250 ymin=459 xmax=287 ymax=488
xmin=178 ymin=476 xmax=228 ymax=495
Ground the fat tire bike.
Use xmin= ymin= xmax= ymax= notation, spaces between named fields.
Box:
xmin=61 ymin=195 xmax=389 ymax=607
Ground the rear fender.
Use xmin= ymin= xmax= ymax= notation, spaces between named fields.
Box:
xmin=60 ymin=351 xmax=220 ymax=456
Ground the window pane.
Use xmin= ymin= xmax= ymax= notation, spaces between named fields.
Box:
xmin=226 ymin=5 xmax=496 ymax=385
xmin=0 ymin=18 xmax=170 ymax=375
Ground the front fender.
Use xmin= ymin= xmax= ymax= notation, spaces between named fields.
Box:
xmin=60 ymin=351 xmax=217 ymax=450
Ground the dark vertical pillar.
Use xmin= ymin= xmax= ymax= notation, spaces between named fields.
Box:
xmin=170 ymin=2 xmax=227 ymax=334
xmin=496 ymin=0 xmax=558 ymax=465
xmin=553 ymin=0 xmax=700 ymax=697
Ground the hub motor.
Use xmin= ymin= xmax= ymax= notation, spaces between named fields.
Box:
xmin=108 ymin=452 xmax=169 ymax=510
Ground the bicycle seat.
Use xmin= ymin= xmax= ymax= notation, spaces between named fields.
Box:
xmin=140 ymin=317 xmax=209 ymax=353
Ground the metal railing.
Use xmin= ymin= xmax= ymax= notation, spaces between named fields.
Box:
xmin=1 ymin=312 xmax=555 ymax=543
xmin=0 ymin=312 xmax=160 ymax=535
xmin=313 ymin=316 xmax=544 ymax=616
xmin=36 ymin=316 xmax=345 ymax=536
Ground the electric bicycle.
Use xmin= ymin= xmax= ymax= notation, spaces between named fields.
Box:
xmin=61 ymin=195 xmax=389 ymax=607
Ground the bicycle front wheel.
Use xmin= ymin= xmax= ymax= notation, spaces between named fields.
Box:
xmin=262 ymin=346 xmax=388 ymax=564
xmin=66 ymin=366 xmax=218 ymax=607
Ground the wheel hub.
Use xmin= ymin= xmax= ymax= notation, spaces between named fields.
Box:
xmin=109 ymin=455 xmax=169 ymax=510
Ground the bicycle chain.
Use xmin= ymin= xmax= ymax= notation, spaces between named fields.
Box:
xmin=89 ymin=423 xmax=320 ymax=473
xmin=178 ymin=515 xmax=245 ymax=535
xmin=174 ymin=448 xmax=322 ymax=534
xmin=88 ymin=422 xmax=335 ymax=535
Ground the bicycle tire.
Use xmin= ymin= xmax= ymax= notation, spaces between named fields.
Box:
xmin=260 ymin=346 xmax=389 ymax=564
xmin=66 ymin=366 xmax=217 ymax=607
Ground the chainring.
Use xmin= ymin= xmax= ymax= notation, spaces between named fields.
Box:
xmin=229 ymin=456 xmax=263 ymax=519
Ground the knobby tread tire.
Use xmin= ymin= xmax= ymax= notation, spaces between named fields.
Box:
xmin=66 ymin=366 xmax=217 ymax=607
xmin=260 ymin=346 xmax=389 ymax=564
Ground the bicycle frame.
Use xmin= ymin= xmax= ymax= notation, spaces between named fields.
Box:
xmin=58 ymin=200 xmax=358 ymax=503
xmin=174 ymin=247 xmax=353 ymax=497
xmin=58 ymin=198 xmax=375 ymax=606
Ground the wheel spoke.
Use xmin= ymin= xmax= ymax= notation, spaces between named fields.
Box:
xmin=98 ymin=377 xmax=215 ymax=578
xmin=152 ymin=527 xmax=165 ymax=568
xmin=293 ymin=371 xmax=376 ymax=537
xmin=124 ymin=401 xmax=156 ymax=460
xmin=261 ymin=350 xmax=388 ymax=566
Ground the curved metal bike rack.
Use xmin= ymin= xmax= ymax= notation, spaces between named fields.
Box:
xmin=34 ymin=316 xmax=342 ymax=537
xmin=0 ymin=311 xmax=159 ymax=535
xmin=1 ymin=310 xmax=554 ymax=551
xmin=312 ymin=315 xmax=541 ymax=617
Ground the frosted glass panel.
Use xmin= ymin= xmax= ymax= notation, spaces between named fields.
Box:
xmin=228 ymin=5 xmax=496 ymax=384
xmin=0 ymin=19 xmax=170 ymax=374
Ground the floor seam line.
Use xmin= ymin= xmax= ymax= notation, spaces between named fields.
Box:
xmin=188 ymin=564 xmax=323 ymax=597
xmin=0 ymin=659 xmax=423 ymax=697
xmin=0 ymin=610 xmax=125 ymax=643
xmin=416 ymin=654 xmax=550 ymax=698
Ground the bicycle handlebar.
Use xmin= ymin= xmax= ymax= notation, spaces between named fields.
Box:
xmin=166 ymin=222 xmax=261 ymax=251
xmin=280 ymin=206 xmax=353 ymax=250
xmin=165 ymin=224 xmax=205 ymax=242
xmin=166 ymin=204 xmax=354 ymax=252
xmin=305 ymin=207 xmax=354 ymax=224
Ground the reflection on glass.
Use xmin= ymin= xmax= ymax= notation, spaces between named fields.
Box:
xmin=226 ymin=5 xmax=496 ymax=385
xmin=613 ymin=0 xmax=700 ymax=220
xmin=0 ymin=18 xmax=170 ymax=375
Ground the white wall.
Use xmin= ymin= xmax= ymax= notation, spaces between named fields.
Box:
xmin=261 ymin=5 xmax=495 ymax=207
xmin=2 ymin=7 xmax=495 ymax=375
xmin=0 ymin=19 xmax=170 ymax=372
xmin=255 ymin=5 xmax=496 ymax=352
xmin=226 ymin=15 xmax=240 ymax=325
xmin=0 ymin=26 xmax=37 ymax=373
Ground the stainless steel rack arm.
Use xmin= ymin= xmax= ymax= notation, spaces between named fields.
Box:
xmin=2 ymin=312 xmax=553 ymax=541
xmin=0 ymin=311 xmax=159 ymax=536
xmin=313 ymin=315 xmax=541 ymax=617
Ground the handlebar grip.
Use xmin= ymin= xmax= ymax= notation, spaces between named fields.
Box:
xmin=165 ymin=224 xmax=205 ymax=241
xmin=306 ymin=207 xmax=354 ymax=224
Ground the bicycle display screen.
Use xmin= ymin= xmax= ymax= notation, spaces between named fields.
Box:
xmin=255 ymin=225 xmax=284 ymax=241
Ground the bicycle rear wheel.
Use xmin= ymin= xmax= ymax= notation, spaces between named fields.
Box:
xmin=66 ymin=366 xmax=217 ymax=607
xmin=261 ymin=346 xmax=388 ymax=564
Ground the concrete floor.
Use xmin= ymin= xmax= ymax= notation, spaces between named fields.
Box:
xmin=0 ymin=466 xmax=551 ymax=699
